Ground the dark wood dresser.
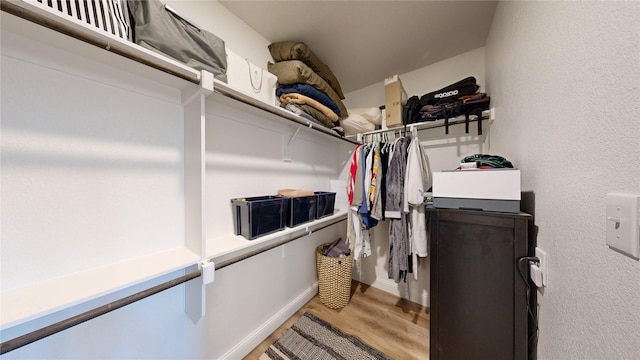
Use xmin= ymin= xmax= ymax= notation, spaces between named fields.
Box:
xmin=429 ymin=208 xmax=531 ymax=360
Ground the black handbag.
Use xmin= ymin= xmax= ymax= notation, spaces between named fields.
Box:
xmin=402 ymin=95 xmax=423 ymax=124
xmin=460 ymin=93 xmax=491 ymax=135
xmin=127 ymin=0 xmax=227 ymax=82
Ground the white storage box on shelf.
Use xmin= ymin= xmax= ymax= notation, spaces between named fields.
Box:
xmin=225 ymin=47 xmax=278 ymax=106
xmin=432 ymin=169 xmax=521 ymax=213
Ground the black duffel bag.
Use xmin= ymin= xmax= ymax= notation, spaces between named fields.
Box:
xmin=419 ymin=77 xmax=479 ymax=106
xmin=128 ymin=0 xmax=227 ymax=82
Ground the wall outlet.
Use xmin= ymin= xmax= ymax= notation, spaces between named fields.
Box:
xmin=529 ymin=263 xmax=543 ymax=288
xmin=535 ymin=247 xmax=547 ymax=287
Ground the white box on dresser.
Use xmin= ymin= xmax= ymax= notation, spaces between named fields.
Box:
xmin=432 ymin=169 xmax=521 ymax=213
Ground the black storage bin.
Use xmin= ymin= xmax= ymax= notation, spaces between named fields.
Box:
xmin=283 ymin=196 xmax=317 ymax=227
xmin=231 ymin=196 xmax=286 ymax=240
xmin=315 ymin=192 xmax=336 ymax=219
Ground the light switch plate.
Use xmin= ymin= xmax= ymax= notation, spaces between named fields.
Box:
xmin=606 ymin=193 xmax=640 ymax=260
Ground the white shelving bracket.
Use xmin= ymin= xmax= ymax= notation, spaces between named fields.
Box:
xmin=282 ymin=124 xmax=308 ymax=162
xmin=185 ymin=263 xmax=206 ymax=324
xmin=200 ymin=70 xmax=215 ymax=94
xmin=288 ymin=125 xmax=303 ymax=146
xmin=201 ymin=260 xmax=215 ymax=285
xmin=181 ymin=70 xmax=214 ymax=105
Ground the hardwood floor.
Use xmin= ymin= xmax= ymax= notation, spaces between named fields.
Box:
xmin=243 ymin=280 xmax=430 ymax=359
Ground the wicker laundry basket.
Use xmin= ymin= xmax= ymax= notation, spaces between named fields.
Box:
xmin=316 ymin=243 xmax=353 ymax=309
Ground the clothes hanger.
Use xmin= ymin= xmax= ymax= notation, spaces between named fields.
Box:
xmin=411 ymin=125 xmax=418 ymax=140
xmin=382 ymin=131 xmax=391 ymax=153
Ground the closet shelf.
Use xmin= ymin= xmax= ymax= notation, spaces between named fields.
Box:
xmin=0 ymin=247 xmax=200 ymax=329
xmin=209 ymin=81 xmax=359 ymax=145
xmin=1 ymin=2 xmax=358 ymax=146
xmin=347 ymin=109 xmax=494 ymax=140
xmin=0 ymin=1 xmax=200 ymax=89
xmin=206 ymin=211 xmax=347 ymax=269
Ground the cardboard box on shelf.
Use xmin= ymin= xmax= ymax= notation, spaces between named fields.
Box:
xmin=384 ymin=75 xmax=407 ymax=128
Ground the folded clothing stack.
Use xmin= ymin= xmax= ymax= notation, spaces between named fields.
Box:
xmin=268 ymin=41 xmax=348 ymax=134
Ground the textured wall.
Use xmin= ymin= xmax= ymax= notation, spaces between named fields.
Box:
xmin=486 ymin=2 xmax=640 ymax=359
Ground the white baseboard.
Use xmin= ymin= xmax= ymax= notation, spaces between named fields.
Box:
xmin=219 ymin=282 xmax=319 ymax=360
xmin=359 ymin=277 xmax=429 ymax=307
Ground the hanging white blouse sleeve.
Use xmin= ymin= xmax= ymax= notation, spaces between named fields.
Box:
xmin=405 ymin=137 xmax=432 ymax=259
xmin=404 ymin=139 xmax=429 ymax=208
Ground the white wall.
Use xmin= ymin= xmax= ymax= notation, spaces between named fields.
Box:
xmin=344 ymin=47 xmax=486 ymax=110
xmin=0 ymin=39 xmax=185 ymax=291
xmin=486 ymin=2 xmax=640 ymax=359
xmin=342 ymin=48 xmax=489 ymax=306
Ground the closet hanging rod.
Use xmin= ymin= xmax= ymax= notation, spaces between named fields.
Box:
xmin=214 ymin=216 xmax=348 ymax=271
xmin=356 ymin=126 xmax=408 ymax=142
xmin=0 ymin=270 xmax=202 ymax=355
xmin=0 ymin=215 xmax=347 ymax=354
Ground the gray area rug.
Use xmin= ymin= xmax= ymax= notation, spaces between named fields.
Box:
xmin=260 ymin=312 xmax=392 ymax=360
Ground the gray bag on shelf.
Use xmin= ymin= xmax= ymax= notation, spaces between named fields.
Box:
xmin=321 ymin=237 xmax=351 ymax=258
xmin=127 ymin=0 xmax=227 ymax=82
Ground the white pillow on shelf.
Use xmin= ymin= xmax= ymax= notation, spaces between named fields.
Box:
xmin=341 ymin=113 xmax=376 ymax=136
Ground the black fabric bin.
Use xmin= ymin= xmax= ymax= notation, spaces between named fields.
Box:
xmin=283 ymin=196 xmax=317 ymax=227
xmin=231 ymin=196 xmax=286 ymax=240
xmin=315 ymin=192 xmax=336 ymax=219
